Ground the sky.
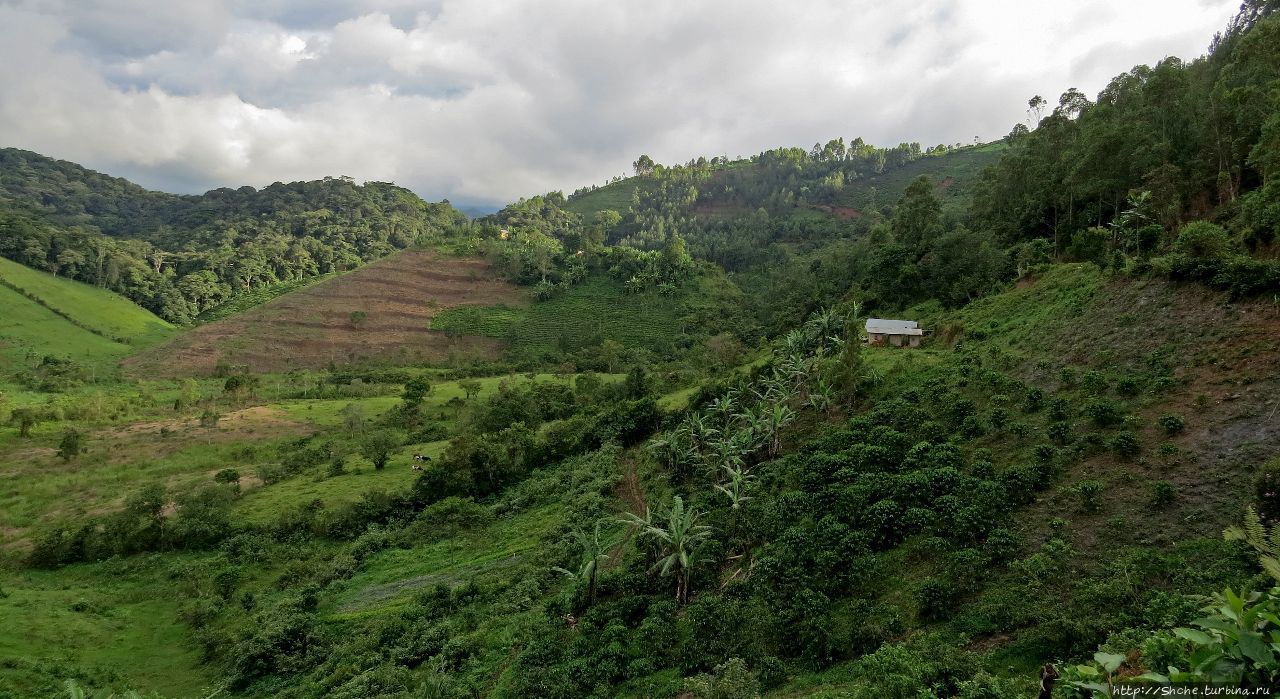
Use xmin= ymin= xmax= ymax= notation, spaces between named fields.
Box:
xmin=0 ymin=0 xmax=1241 ymax=210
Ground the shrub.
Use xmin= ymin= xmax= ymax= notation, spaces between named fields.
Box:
xmin=1172 ymin=221 xmax=1232 ymax=259
xmin=1048 ymin=421 xmax=1072 ymax=445
xmin=200 ymin=409 xmax=221 ymax=428
xmin=1023 ymin=387 xmax=1045 ymax=413
xmin=1256 ymin=459 xmax=1280 ymax=522
xmin=57 ymin=429 xmax=84 ymax=462
xmin=1116 ymin=377 xmax=1141 ymax=397
xmin=1157 ymin=414 xmax=1185 ymax=435
xmin=1151 ymin=480 xmax=1177 ymax=507
xmin=684 ymin=658 xmax=760 ymax=699
xmin=1108 ymin=431 xmax=1141 ymax=459
xmin=1072 ymin=480 xmax=1104 ymax=513
xmin=1082 ymin=398 xmax=1122 ymax=428
xmin=915 ymin=577 xmax=954 ymax=621
xmin=213 ymin=468 xmax=240 ymax=484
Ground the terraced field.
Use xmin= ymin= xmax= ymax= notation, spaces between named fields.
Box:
xmin=124 ymin=251 xmax=526 ymax=376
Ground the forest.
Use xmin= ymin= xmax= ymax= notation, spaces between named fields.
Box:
xmin=1 ymin=2 xmax=1279 ymax=698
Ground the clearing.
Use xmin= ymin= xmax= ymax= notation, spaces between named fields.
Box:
xmin=124 ymin=250 xmax=525 ymax=377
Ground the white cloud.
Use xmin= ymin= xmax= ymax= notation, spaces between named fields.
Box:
xmin=0 ymin=0 xmax=1241 ymax=207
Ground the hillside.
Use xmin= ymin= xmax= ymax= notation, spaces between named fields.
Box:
xmin=0 ymin=151 xmax=469 ymax=324
xmin=0 ymin=256 xmax=174 ymax=373
xmin=123 ymin=250 xmax=522 ymax=377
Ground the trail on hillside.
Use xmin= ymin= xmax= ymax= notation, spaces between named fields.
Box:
xmin=608 ymin=453 xmax=648 ymax=567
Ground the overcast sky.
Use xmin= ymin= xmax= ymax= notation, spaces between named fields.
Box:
xmin=0 ymin=0 xmax=1240 ymax=209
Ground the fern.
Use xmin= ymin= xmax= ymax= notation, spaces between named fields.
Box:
xmin=1225 ymin=506 xmax=1280 ymax=582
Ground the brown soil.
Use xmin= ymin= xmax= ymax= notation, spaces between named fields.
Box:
xmin=1011 ymin=276 xmax=1280 ymax=556
xmin=608 ymin=454 xmax=648 ymax=567
xmin=810 ymin=204 xmax=864 ymax=219
xmin=123 ymin=250 xmax=524 ymax=377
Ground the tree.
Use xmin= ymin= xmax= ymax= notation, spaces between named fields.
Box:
xmin=57 ymin=429 xmax=83 ymax=462
xmin=10 ymin=407 xmax=39 ymax=438
xmin=458 ymin=379 xmax=482 ymax=401
xmin=1028 ymin=94 xmax=1047 ymax=124
xmin=552 ymin=521 xmax=613 ymax=608
xmin=891 ymin=176 xmax=943 ymax=250
xmin=361 ymin=430 xmax=401 ymax=470
xmin=341 ymin=403 xmax=365 ymax=438
xmin=402 ymin=377 xmax=432 ymax=406
xmin=633 ymin=154 xmax=656 ymax=177
xmin=623 ymin=496 xmax=714 ymax=605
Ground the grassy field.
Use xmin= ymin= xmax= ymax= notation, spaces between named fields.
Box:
xmin=0 ymin=256 xmax=174 ymax=347
xmin=0 ymin=284 xmax=134 ymax=373
xmin=0 ymin=557 xmax=216 ymax=698
xmin=0 ymin=257 xmax=175 ymax=375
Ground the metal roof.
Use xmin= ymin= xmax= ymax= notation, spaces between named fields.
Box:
xmin=865 ymin=318 xmax=923 ymax=335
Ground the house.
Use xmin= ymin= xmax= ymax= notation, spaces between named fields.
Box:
xmin=865 ymin=318 xmax=924 ymax=348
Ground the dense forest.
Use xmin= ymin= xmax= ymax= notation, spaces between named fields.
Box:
xmin=2 ymin=2 xmax=1280 ymax=698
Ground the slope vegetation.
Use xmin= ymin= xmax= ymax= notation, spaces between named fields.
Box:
xmin=0 ymin=257 xmax=174 ymax=372
xmin=124 ymin=250 xmax=523 ymax=376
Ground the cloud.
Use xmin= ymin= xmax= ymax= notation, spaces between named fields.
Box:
xmin=0 ymin=0 xmax=1241 ymax=208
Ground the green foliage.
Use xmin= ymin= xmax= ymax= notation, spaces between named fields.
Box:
xmin=361 ymin=430 xmax=402 ymax=470
xmin=684 ymin=658 xmax=761 ymax=699
xmin=1151 ymin=480 xmax=1177 ymax=507
xmin=56 ymin=429 xmax=83 ymax=462
xmin=1172 ymin=221 xmax=1233 ymax=259
xmin=1157 ymin=414 xmax=1185 ymax=435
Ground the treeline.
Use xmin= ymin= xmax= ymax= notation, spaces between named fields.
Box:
xmin=974 ymin=0 xmax=1280 ymax=259
xmin=0 ymin=157 xmax=469 ymax=323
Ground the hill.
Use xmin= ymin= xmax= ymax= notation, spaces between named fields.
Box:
xmin=123 ymin=250 xmax=522 ymax=377
xmin=0 ymin=256 xmax=174 ymax=374
xmin=0 ymin=150 xmax=469 ymax=324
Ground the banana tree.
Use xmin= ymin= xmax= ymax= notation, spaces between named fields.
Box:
xmin=623 ymin=496 xmax=713 ymax=605
xmin=552 ymin=521 xmax=614 ymax=607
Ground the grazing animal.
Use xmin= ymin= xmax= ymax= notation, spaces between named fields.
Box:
xmin=411 ymin=463 xmax=423 ymax=471
xmin=412 ymin=454 xmax=433 ymax=463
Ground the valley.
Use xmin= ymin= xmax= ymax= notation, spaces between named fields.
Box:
xmin=1 ymin=4 xmax=1280 ymax=697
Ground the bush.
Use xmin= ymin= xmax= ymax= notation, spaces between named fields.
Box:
xmin=1172 ymin=221 xmax=1232 ymax=259
xmin=213 ymin=468 xmax=240 ymax=484
xmin=1151 ymin=480 xmax=1177 ymax=507
xmin=915 ymin=577 xmax=954 ymax=621
xmin=1023 ymin=387 xmax=1044 ymax=413
xmin=1157 ymin=414 xmax=1185 ymax=435
xmin=684 ymin=658 xmax=760 ymax=699
xmin=1256 ymin=459 xmax=1280 ymax=522
xmin=1108 ymin=431 xmax=1141 ymax=459
xmin=1072 ymin=480 xmax=1104 ymax=513
xmin=1082 ymin=398 xmax=1122 ymax=428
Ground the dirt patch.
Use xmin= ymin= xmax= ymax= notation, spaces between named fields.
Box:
xmin=810 ymin=204 xmax=864 ymax=219
xmin=123 ymin=250 xmax=524 ymax=377
xmin=939 ymin=176 xmax=956 ymax=190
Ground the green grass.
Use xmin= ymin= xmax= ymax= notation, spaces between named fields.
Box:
xmin=0 ymin=256 xmax=174 ymax=347
xmin=0 ymin=284 xmax=134 ymax=373
xmin=324 ymin=502 xmax=567 ymax=617
xmin=432 ymin=277 xmax=684 ymax=359
xmin=564 ymin=178 xmax=649 ymax=219
xmin=0 ymin=557 xmax=215 ymax=697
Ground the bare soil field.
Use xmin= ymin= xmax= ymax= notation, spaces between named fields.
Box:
xmin=124 ymin=251 xmax=525 ymax=376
